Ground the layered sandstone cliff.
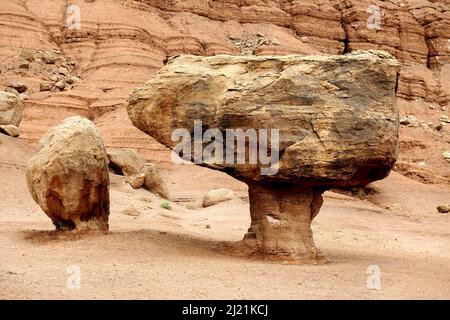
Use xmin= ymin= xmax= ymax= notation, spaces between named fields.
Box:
xmin=0 ymin=0 xmax=448 ymax=179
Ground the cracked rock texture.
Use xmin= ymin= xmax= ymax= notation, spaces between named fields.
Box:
xmin=127 ymin=51 xmax=400 ymax=259
xmin=0 ymin=91 xmax=23 ymax=127
xmin=128 ymin=51 xmax=400 ymax=187
xmin=26 ymin=116 xmax=110 ymax=231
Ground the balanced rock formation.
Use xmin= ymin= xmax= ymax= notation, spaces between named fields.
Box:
xmin=0 ymin=91 xmax=22 ymax=137
xmin=26 ymin=116 xmax=110 ymax=231
xmin=127 ymin=51 xmax=400 ymax=260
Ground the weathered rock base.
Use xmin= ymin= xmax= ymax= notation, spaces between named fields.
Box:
xmin=50 ymin=197 xmax=110 ymax=232
xmin=243 ymin=182 xmax=324 ymax=261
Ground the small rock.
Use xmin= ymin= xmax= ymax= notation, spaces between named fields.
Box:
xmin=55 ymin=80 xmax=66 ymax=91
xmin=429 ymin=122 xmax=443 ymax=131
xmin=399 ymin=115 xmax=419 ymax=127
xmin=436 ymin=205 xmax=450 ymax=214
xmin=40 ymin=82 xmax=53 ymax=91
xmin=202 ymin=188 xmax=235 ymax=207
xmin=440 ymin=115 xmax=450 ymax=124
xmin=58 ymin=66 xmax=69 ymax=76
xmin=0 ymin=124 xmax=20 ymax=137
xmin=49 ymin=74 xmax=58 ymax=82
xmin=385 ymin=203 xmax=404 ymax=212
xmin=66 ymin=76 xmax=79 ymax=85
xmin=443 ymin=151 xmax=450 ymax=162
xmin=42 ymin=51 xmax=56 ymax=64
xmin=107 ymin=148 xmax=146 ymax=176
xmin=399 ymin=117 xmax=411 ymax=125
xmin=143 ymin=163 xmax=170 ymax=199
xmin=9 ymin=81 xmax=27 ymax=93
xmin=21 ymin=51 xmax=34 ymax=62
xmin=123 ymin=206 xmax=140 ymax=216
xmin=125 ymin=172 xmax=145 ymax=189
xmin=19 ymin=60 xmax=29 ymax=69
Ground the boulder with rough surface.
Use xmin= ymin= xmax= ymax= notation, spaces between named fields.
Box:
xmin=0 ymin=91 xmax=23 ymax=127
xmin=142 ymin=163 xmax=170 ymax=199
xmin=107 ymin=148 xmax=146 ymax=176
xmin=26 ymin=116 xmax=110 ymax=231
xmin=0 ymin=124 xmax=20 ymax=137
xmin=107 ymin=148 xmax=169 ymax=198
xmin=127 ymin=51 xmax=400 ymax=260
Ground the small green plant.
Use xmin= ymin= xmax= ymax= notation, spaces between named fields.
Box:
xmin=160 ymin=201 xmax=171 ymax=210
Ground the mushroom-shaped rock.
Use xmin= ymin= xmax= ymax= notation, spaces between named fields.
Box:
xmin=127 ymin=51 xmax=400 ymax=260
xmin=26 ymin=116 xmax=110 ymax=231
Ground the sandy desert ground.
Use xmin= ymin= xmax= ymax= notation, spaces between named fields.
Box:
xmin=1 ymin=133 xmax=449 ymax=300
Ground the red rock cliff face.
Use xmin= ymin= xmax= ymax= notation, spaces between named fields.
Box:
xmin=0 ymin=0 xmax=449 ymax=171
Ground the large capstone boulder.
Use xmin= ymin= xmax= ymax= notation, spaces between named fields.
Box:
xmin=0 ymin=91 xmax=23 ymax=128
xmin=127 ymin=51 xmax=399 ymax=260
xmin=26 ymin=116 xmax=110 ymax=231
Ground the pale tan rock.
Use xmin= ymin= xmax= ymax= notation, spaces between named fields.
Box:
xmin=9 ymin=82 xmax=27 ymax=93
xmin=26 ymin=116 xmax=110 ymax=231
xmin=39 ymin=82 xmax=53 ymax=91
xmin=0 ymin=91 xmax=23 ymax=127
xmin=0 ymin=124 xmax=20 ymax=137
xmin=125 ymin=172 xmax=146 ymax=189
xmin=107 ymin=148 xmax=169 ymax=197
xmin=123 ymin=206 xmax=140 ymax=216
xmin=142 ymin=163 xmax=170 ymax=199
xmin=107 ymin=148 xmax=146 ymax=176
xmin=128 ymin=51 xmax=400 ymax=260
xmin=202 ymin=188 xmax=235 ymax=207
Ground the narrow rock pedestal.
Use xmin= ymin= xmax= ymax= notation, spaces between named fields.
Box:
xmin=244 ymin=182 xmax=324 ymax=260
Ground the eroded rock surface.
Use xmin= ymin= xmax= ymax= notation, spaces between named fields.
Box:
xmin=26 ymin=116 xmax=110 ymax=231
xmin=127 ymin=51 xmax=400 ymax=260
xmin=128 ymin=51 xmax=400 ymax=186
xmin=0 ymin=91 xmax=22 ymax=128
xmin=108 ymin=148 xmax=169 ymax=198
